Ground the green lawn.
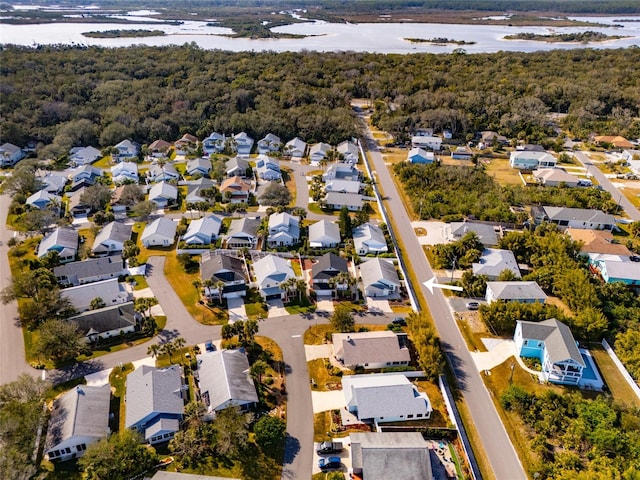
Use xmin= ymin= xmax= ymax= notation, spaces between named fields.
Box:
xmin=308 ymin=358 xmax=348 ymax=392
xmin=589 ymin=343 xmax=640 ymax=409
xmin=131 ymin=274 xmax=149 ymax=290
xmin=304 ymin=325 xmax=335 ymax=345
xmin=109 ymin=363 xmax=134 ymax=431
xmin=284 ymin=295 xmax=315 ymax=315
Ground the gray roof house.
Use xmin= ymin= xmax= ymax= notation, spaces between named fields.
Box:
xmin=311 ymin=253 xmax=349 ymax=296
xmin=113 ymin=139 xmax=139 ymax=160
xmin=203 ymin=132 xmax=226 ymax=155
xmin=225 ymin=157 xmax=250 ymax=178
xmin=37 ymin=228 xmax=78 ymax=263
xmin=148 ymin=181 xmax=178 ymax=208
xmin=225 ymin=217 xmax=260 ymax=248
xmin=308 ymin=220 xmax=340 ymax=248
xmin=54 ymin=255 xmax=125 ymax=287
xmin=67 ymin=165 xmax=102 ymax=191
xmin=69 ymin=146 xmax=101 ymax=166
xmin=233 ymin=132 xmax=254 ymax=156
xmin=67 ymin=302 xmax=140 ymax=341
xmin=0 ymin=142 xmax=25 ymax=166
xmin=26 ymin=189 xmax=61 ymax=210
xmin=353 ymin=223 xmax=388 ymax=255
xmin=200 ymin=252 xmax=248 ymax=299
xmin=182 ymin=215 xmax=222 ymax=245
xmin=485 ymin=281 xmax=547 ymax=304
xmin=360 ymin=258 xmax=400 ymax=298
xmin=337 ymin=140 xmax=359 ymax=164
xmin=255 ymin=155 xmax=281 ymax=181
xmin=62 ymin=277 xmax=131 ymax=312
xmin=38 ymin=170 xmax=68 ymax=193
xmin=148 ymin=164 xmax=180 ymax=183
xmin=67 ymin=188 xmax=91 ymax=218
xmin=323 ymin=191 xmax=363 ymax=211
xmin=111 ymin=161 xmax=139 ymax=184
xmin=141 ymin=217 xmax=177 ymax=248
xmin=323 ymin=163 xmax=361 ymax=182
xmin=125 ymin=365 xmax=185 ymax=444
xmin=309 ymin=142 xmax=332 ymax=164
xmin=185 ymin=177 xmax=215 ymax=204
xmin=447 ymin=221 xmax=498 ymax=246
xmin=324 ymin=178 xmax=361 ymax=194
xmin=257 ymin=133 xmax=282 ymax=154
xmin=186 ymin=158 xmax=212 ymax=177
xmin=196 ymin=349 xmax=258 ymax=414
xmin=342 ymin=373 xmax=432 ymax=423
xmin=284 ymin=137 xmax=307 ymax=159
xmin=472 ymin=248 xmax=521 ymax=280
xmin=253 ymin=254 xmax=295 ymax=300
xmin=332 ymin=331 xmax=410 ymax=370
xmin=44 ymin=385 xmax=111 ymax=462
xmin=92 ymin=221 xmax=132 ymax=255
xmin=350 ymin=432 xmax=432 ymax=480
xmin=267 ymin=212 xmax=300 ymax=247
xmin=532 ymin=206 xmax=616 ymax=231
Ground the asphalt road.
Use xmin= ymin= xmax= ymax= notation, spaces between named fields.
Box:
xmin=574 ymin=151 xmax=640 ymax=221
xmin=358 ymin=114 xmax=527 ymax=480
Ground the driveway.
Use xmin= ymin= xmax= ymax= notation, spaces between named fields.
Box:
xmin=227 ymin=296 xmax=247 ymax=323
xmin=311 ymin=390 xmax=345 ymax=414
xmin=286 ymin=160 xmax=335 ymax=221
xmin=304 ymin=344 xmax=333 ymax=361
xmin=316 ymin=297 xmax=335 ymax=313
xmin=411 ymin=220 xmax=448 ymax=245
xmin=366 ymin=297 xmax=393 ymax=313
xmin=267 ymin=298 xmax=288 ymax=318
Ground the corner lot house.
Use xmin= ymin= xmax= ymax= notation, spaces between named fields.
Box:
xmin=67 ymin=302 xmax=140 ymax=341
xmin=532 ymin=206 xmax=616 ymax=231
xmin=533 ymin=168 xmax=579 ymax=187
xmin=256 ymin=155 xmax=281 ymax=181
xmin=54 ymin=255 xmax=125 ymax=287
xmin=567 ymin=228 xmax=633 ymax=257
xmin=337 ymin=140 xmax=359 ymax=164
xmin=141 ymin=218 xmax=177 ymax=247
xmin=92 ymin=221 xmax=132 ymax=255
xmin=308 ymin=220 xmax=340 ymax=248
xmin=125 ymin=365 xmax=185 ymax=444
xmin=37 ymin=228 xmax=78 ymax=263
xmin=0 ymin=142 xmax=25 ymax=166
xmin=267 ymin=212 xmax=300 ymax=247
xmin=309 ymin=142 xmax=332 ymax=164
xmin=509 ymin=150 xmax=557 ymax=170
xmin=360 ymin=258 xmax=400 ymax=298
xmin=353 ymin=223 xmax=388 ymax=255
xmin=26 ymin=190 xmax=61 ymax=210
xmin=332 ymin=331 xmax=410 ymax=370
xmin=472 ymin=248 xmax=521 ymax=280
xmin=200 ymin=252 xmax=248 ymax=299
xmin=196 ymin=349 xmax=258 ymax=414
xmin=485 ymin=281 xmax=547 ymax=304
xmin=253 ymin=254 xmax=295 ymax=300
xmin=515 ymin=318 xmax=585 ymax=386
xmin=342 ymin=373 xmax=432 ymax=423
xmin=182 ymin=215 xmax=222 ymax=246
xmin=225 ymin=217 xmax=260 ymax=248
xmin=323 ymin=163 xmax=361 ymax=182
xmin=62 ymin=277 xmax=131 ymax=312
xmin=284 ymin=137 xmax=307 ymax=159
xmin=44 ymin=385 xmax=110 ymax=462
xmin=350 ymin=432 xmax=432 ymax=480
xmin=588 ymin=253 xmax=640 ymax=286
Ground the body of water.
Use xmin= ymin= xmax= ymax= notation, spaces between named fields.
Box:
xmin=1 ymin=16 xmax=639 ymax=53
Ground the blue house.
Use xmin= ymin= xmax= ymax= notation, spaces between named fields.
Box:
xmin=0 ymin=142 xmax=25 ymax=167
xmin=509 ymin=151 xmax=557 ymax=170
xmin=233 ymin=132 xmax=254 ymax=156
xmin=407 ymin=147 xmax=434 ymax=164
xmin=588 ymin=253 xmax=640 ymax=286
xmin=514 ymin=318 xmax=585 ymax=386
xmin=113 ymin=139 xmax=140 ymax=160
xmin=203 ymin=132 xmax=226 ymax=155
xmin=125 ymin=365 xmax=184 ymax=444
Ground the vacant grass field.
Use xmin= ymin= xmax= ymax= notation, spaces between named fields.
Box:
xmin=622 ymin=187 xmax=640 ymax=209
xmin=589 ymin=344 xmax=640 ymax=409
xmin=484 ymin=158 xmax=523 ymax=186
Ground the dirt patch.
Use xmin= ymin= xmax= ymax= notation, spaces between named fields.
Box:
xmin=415 ymin=227 xmax=427 ymax=236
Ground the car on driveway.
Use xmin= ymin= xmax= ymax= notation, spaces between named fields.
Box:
xmin=391 ymin=317 xmax=407 ymax=326
xmin=317 ymin=441 xmax=343 ymax=455
xmin=318 ymin=457 xmax=341 ymax=471
xmin=205 ymin=341 xmax=216 ymax=352
xmin=466 ymin=301 xmax=480 ymax=310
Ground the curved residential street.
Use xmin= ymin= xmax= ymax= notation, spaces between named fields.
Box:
xmin=357 ymin=110 xmax=528 ymax=480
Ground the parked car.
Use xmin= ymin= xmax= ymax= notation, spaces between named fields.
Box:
xmin=317 ymin=441 xmax=343 ymax=455
xmin=318 ymin=456 xmax=341 ymax=471
xmin=466 ymin=301 xmax=480 ymax=311
xmin=630 ymin=255 xmax=640 ymax=262
xmin=205 ymin=341 xmax=216 ymax=352
xmin=391 ymin=317 xmax=407 ymax=326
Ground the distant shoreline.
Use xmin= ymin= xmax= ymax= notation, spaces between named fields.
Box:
xmin=82 ymin=29 xmax=166 ymax=38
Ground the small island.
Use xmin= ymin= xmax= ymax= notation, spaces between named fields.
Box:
xmin=405 ymin=37 xmax=476 ymax=45
xmin=504 ymin=31 xmax=627 ymax=43
xmin=82 ymin=29 xmax=166 ymax=39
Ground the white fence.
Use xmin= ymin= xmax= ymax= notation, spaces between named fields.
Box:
xmin=601 ymin=338 xmax=640 ymax=400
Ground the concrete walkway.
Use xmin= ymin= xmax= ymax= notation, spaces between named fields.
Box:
xmin=227 ymin=296 xmax=247 ymax=324
xmin=311 ymin=390 xmax=345 ymax=414
xmin=305 ymin=344 xmax=333 ymax=361
xmin=470 ymin=339 xmax=544 ymax=380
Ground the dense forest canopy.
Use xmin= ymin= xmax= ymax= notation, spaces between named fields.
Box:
xmin=1 ymin=45 xmax=639 ymax=157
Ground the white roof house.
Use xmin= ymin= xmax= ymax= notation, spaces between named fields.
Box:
xmin=309 ymin=142 xmax=333 ymax=164
xmin=308 ymin=220 xmax=340 ymax=248
xmin=407 ymin=147 xmax=434 ymax=164
xmin=148 ymin=181 xmax=178 ymax=208
xmin=257 ymin=133 xmax=282 ymax=154
xmin=411 ymin=135 xmax=441 ymax=151
xmin=324 ymin=179 xmax=361 ymax=194
xmin=353 ymin=223 xmax=388 ymax=255
xmin=253 ymin=254 xmax=295 ymax=300
xmin=0 ymin=142 xmax=25 ymax=166
xmin=509 ymin=150 xmax=557 ymax=170
xmin=196 ymin=350 xmax=259 ymax=414
xmin=472 ymin=248 xmax=521 ymax=280
xmin=148 ymin=164 xmax=180 ymax=183
xmin=284 ymin=137 xmax=307 ymax=158
xmin=44 ymin=385 xmax=111 ymax=462
xmin=255 ymin=155 xmax=281 ymax=181
xmin=37 ymin=228 xmax=78 ymax=263
xmin=225 ymin=157 xmax=250 ymax=178
xmin=342 ymin=373 xmax=432 ymax=423
xmin=70 ymin=146 xmax=101 ymax=166
xmin=113 ymin=139 xmax=139 ymax=159
xmin=267 ymin=212 xmax=300 ymax=247
xmin=111 ymin=161 xmax=139 ymax=184
xmin=359 ymin=258 xmax=400 ymax=298
xmin=61 ymin=277 xmax=131 ymax=312
xmin=186 ymin=158 xmax=212 ymax=177
xmin=332 ymin=331 xmax=410 ymax=370
xmin=485 ymin=281 xmax=547 ymax=304
xmin=323 ymin=163 xmax=361 ymax=182
xmin=203 ymin=132 xmax=226 ymax=155
xmin=337 ymin=140 xmax=359 ymax=164
xmin=182 ymin=215 xmax=222 ymax=245
xmin=26 ymin=190 xmax=61 ymax=210
xmin=141 ymin=217 xmax=177 ymax=247
xmin=92 ymin=221 xmax=132 ymax=255
xmin=233 ymin=132 xmax=254 ymax=156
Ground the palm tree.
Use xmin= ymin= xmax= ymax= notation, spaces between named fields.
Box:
xmin=173 ymin=337 xmax=187 ymax=363
xmin=160 ymin=342 xmax=175 ymax=364
xmin=221 ymin=323 xmax=235 ymax=341
xmin=215 ymin=280 xmax=226 ymax=304
xmin=203 ymin=279 xmax=214 ymax=299
xmin=192 ymin=279 xmax=202 ymax=299
xmin=280 ymin=278 xmax=295 ymax=302
xmin=250 ymin=360 xmax=268 ymax=385
xmin=295 ymin=279 xmax=307 ymax=302
xmin=147 ymin=343 xmax=161 ymax=361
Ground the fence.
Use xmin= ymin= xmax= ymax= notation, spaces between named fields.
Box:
xmin=601 ymin=338 xmax=640 ymax=400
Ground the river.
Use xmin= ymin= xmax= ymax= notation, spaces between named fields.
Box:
xmin=0 ymin=15 xmax=639 ymax=53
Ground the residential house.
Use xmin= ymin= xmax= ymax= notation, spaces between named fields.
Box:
xmin=446 ymin=221 xmax=498 ymax=246
xmin=202 ymin=132 xmax=226 ymax=155
xmin=566 ymin=228 xmax=633 ymax=257
xmin=533 ymin=168 xmax=579 ymax=187
xmin=0 ymin=142 xmax=25 ymax=166
xmin=186 ymin=158 xmax=212 ymax=177
xmin=323 ymin=163 xmax=361 ymax=182
xmin=110 ymin=185 xmax=138 ymax=214
xmin=225 ymin=217 xmax=260 ymax=248
xmin=309 ymin=142 xmax=333 ymax=164
xmin=37 ymin=170 xmax=68 ymax=193
xmin=588 ymin=254 xmax=640 ymax=286
xmin=337 ymin=140 xmax=359 ymax=164
xmin=472 ymin=248 xmax=521 ymax=280
xmin=267 ymin=212 xmax=300 ymax=247
xmin=350 ymin=432 xmax=432 ymax=480
xmin=332 ymin=331 xmax=410 ymax=370
xmin=111 ymin=161 xmax=139 ymax=184
xmin=148 ymin=139 xmax=172 ymax=158
xmin=623 ymin=149 xmax=640 ymax=175
xmin=509 ymin=150 xmax=557 ymax=170
xmin=257 ymin=133 xmax=282 ymax=154
xmin=174 ymin=133 xmax=199 ymax=155
xmin=67 ymin=165 xmax=102 ymax=191
xmin=480 ymin=131 xmax=509 ymax=146
xmin=148 ymin=163 xmax=180 ymax=183
xmin=324 ymin=179 xmax=361 ymax=194
xmin=308 ymin=220 xmax=340 ymax=248
xmin=149 ymin=473 xmax=240 ymax=480
xmin=323 ymin=191 xmax=363 ymax=211
xmin=485 ymin=281 xmax=547 ymax=304
xmin=148 ymin=181 xmax=178 ymax=208
xmin=220 ymin=176 xmax=251 ymax=203
xmin=311 ymin=253 xmax=349 ymax=296
xmin=255 ymin=155 xmax=281 ymax=181
xmin=411 ymin=135 xmax=442 ymax=151
xmin=92 ymin=221 xmax=132 ymax=256
xmin=594 ymin=135 xmax=634 ymax=149
xmin=225 ymin=157 xmax=250 ymax=178
xmin=532 ymin=206 xmax=616 ymax=231
xmin=342 ymin=373 xmax=432 ymax=423
xmin=252 ymin=254 xmax=295 ymax=300
xmin=69 ymin=146 xmax=101 ymax=166
xmin=182 ymin=215 xmax=222 ymax=246
xmin=141 ymin=218 xmax=177 ymax=247
xmin=62 ymin=277 xmax=131 ymax=312
xmin=284 ymin=137 xmax=307 ymax=159
xmin=517 ymin=144 xmax=546 ymax=152
xmin=54 ymin=255 xmax=126 ymax=287
xmin=360 ymin=258 xmax=400 ymax=298
xmin=67 ymin=302 xmax=140 ymax=341
xmin=26 ymin=190 xmax=61 ymax=210
xmin=353 ymin=223 xmax=388 ymax=255
xmin=200 ymin=252 xmax=248 ymax=299
xmin=67 ymin=188 xmax=91 ymax=218
xmin=113 ymin=139 xmax=140 ymax=161
xmin=125 ymin=365 xmax=185 ymax=444
xmin=407 ymin=147 xmax=434 ymax=164
xmin=233 ymin=132 xmax=254 ymax=156
xmin=196 ymin=349 xmax=258 ymax=414
xmin=44 ymin=385 xmax=110 ymax=462
xmin=185 ymin=177 xmax=214 ymax=204
xmin=451 ymin=146 xmax=473 ymax=160
xmin=37 ymin=228 xmax=78 ymax=263
xmin=515 ymin=318 xmax=585 ymax=385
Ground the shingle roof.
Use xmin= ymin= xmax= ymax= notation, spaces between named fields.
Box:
xmin=542 ymin=206 xmax=616 ymax=226
xmin=449 ymin=222 xmax=498 ymax=246
xmin=38 ymin=228 xmax=78 ymax=258
xmin=200 ymin=252 xmax=246 ymax=283
xmin=93 ymin=222 xmax=132 ymax=252
xmin=149 ymin=181 xmax=178 ymax=202
xmin=567 ymin=228 xmax=633 ymax=256
xmin=67 ymin=302 xmax=137 ymax=336
xmin=220 ymin=176 xmax=251 ymax=193
xmin=518 ymin=318 xmax=584 ymax=366
xmin=472 ymin=248 xmax=521 ymax=279
xmin=187 ymin=158 xmax=211 ymax=174
xmin=312 ymin=253 xmax=348 ymax=281
xmin=359 ymin=258 xmax=399 ymax=289
xmin=141 ymin=218 xmax=177 ymax=242
xmin=183 ymin=216 xmax=222 ymax=243
xmin=61 ymin=277 xmax=130 ymax=312
xmin=54 ymin=255 xmax=124 ymax=283
xmin=253 ymin=255 xmax=294 ymax=286
xmin=308 ymin=220 xmax=340 ymax=246
xmin=226 ymin=217 xmax=260 ymax=239
xmin=333 ymin=331 xmax=410 ymax=366
xmin=486 ymin=281 xmax=547 ymax=301
xmin=324 ymin=191 xmax=363 ymax=208
xmin=225 ymin=157 xmax=249 ymax=174
xmin=352 ymin=223 xmax=387 ymax=253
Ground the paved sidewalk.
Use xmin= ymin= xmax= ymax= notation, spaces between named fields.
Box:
xmin=227 ymin=297 xmax=247 ymax=323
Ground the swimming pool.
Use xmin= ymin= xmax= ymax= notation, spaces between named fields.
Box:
xmin=579 ymin=349 xmax=604 ymax=390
